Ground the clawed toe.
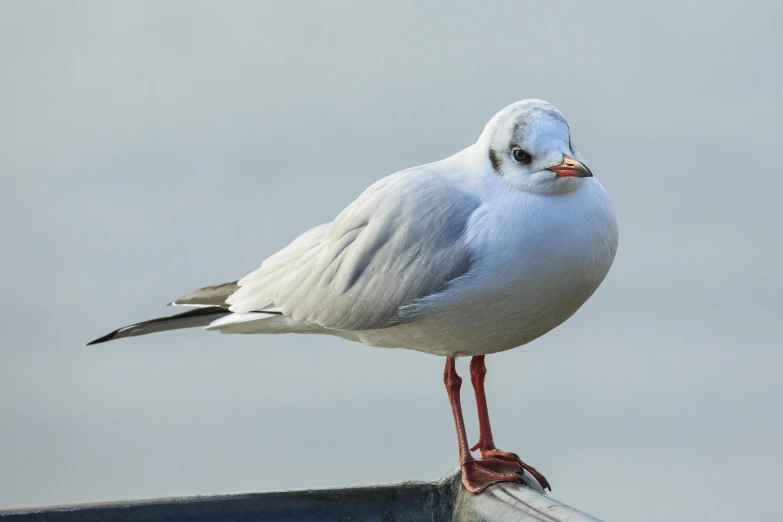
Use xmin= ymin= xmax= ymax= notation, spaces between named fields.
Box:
xmin=477 ymin=448 xmax=551 ymax=491
xmin=474 ymin=457 xmax=522 ymax=473
xmin=460 ymin=460 xmax=524 ymax=493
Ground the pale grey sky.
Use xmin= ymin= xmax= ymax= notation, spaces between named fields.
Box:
xmin=1 ymin=2 xmax=782 ymax=521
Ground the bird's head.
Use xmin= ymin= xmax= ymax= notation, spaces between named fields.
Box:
xmin=478 ymin=99 xmax=593 ymax=195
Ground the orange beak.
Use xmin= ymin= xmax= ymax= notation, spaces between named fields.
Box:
xmin=547 ymin=155 xmax=593 ymax=178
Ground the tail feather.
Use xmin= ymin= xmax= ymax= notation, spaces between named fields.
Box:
xmin=87 ymin=307 xmax=230 ymax=345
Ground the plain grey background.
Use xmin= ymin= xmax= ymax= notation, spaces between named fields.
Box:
xmin=1 ymin=2 xmax=781 ymax=521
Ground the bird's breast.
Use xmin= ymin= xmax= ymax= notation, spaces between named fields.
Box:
xmin=360 ymin=182 xmax=618 ymax=356
xmin=471 ymin=185 xmax=617 ymax=344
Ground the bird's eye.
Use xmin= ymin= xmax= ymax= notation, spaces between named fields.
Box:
xmin=511 ymin=148 xmax=532 ymax=165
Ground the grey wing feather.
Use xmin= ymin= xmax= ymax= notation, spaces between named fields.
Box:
xmin=227 ymin=169 xmax=480 ymax=330
xmin=169 ymin=281 xmax=239 ymax=308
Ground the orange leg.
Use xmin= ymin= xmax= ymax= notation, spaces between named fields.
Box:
xmin=443 ymin=356 xmax=523 ymax=493
xmin=469 ymin=355 xmax=551 ymax=491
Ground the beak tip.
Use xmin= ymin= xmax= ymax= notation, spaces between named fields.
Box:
xmin=548 ymin=155 xmax=592 ymax=178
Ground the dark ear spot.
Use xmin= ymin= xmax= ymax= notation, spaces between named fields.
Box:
xmin=488 ymin=148 xmax=501 ymax=172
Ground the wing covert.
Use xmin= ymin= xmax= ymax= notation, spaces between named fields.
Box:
xmin=227 ymin=169 xmax=479 ymax=330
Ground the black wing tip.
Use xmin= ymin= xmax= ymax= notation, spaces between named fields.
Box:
xmin=86 ymin=330 xmax=120 ymax=345
xmin=85 ymin=307 xmax=230 ymax=346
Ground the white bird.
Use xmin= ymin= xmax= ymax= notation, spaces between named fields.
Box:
xmin=89 ymin=99 xmax=618 ymax=493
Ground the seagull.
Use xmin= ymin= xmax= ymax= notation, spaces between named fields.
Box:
xmin=88 ymin=99 xmax=618 ymax=493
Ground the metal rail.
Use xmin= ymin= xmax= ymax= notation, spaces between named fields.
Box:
xmin=0 ymin=469 xmax=603 ymax=522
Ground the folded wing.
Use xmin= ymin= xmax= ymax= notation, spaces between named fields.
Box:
xmin=228 ymin=169 xmax=480 ymax=331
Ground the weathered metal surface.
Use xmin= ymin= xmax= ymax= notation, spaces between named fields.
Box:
xmin=0 ymin=469 xmax=604 ymax=522
xmin=0 ymin=477 xmax=455 ymax=522
xmin=455 ymin=482 xmax=603 ymax=522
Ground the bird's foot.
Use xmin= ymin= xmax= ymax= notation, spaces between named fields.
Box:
xmin=473 ymin=447 xmax=551 ymax=491
xmin=460 ymin=459 xmax=525 ymax=494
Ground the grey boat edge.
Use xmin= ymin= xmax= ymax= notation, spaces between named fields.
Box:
xmin=0 ymin=469 xmax=604 ymax=522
